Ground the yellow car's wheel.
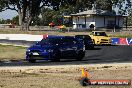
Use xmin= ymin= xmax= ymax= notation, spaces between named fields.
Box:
xmin=93 ymin=40 xmax=96 ymax=44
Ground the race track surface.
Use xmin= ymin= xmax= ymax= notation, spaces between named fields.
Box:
xmin=0 ymin=45 xmax=132 ymax=66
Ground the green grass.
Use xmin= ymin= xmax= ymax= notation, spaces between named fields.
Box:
xmin=0 ymin=44 xmax=27 ymax=61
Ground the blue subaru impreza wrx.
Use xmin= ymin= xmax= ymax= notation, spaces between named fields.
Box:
xmin=26 ymin=36 xmax=85 ymax=62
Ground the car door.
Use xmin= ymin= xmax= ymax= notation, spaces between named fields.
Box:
xmin=60 ymin=37 xmax=77 ymax=58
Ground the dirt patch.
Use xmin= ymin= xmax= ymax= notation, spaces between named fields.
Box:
xmin=0 ymin=63 xmax=132 ymax=88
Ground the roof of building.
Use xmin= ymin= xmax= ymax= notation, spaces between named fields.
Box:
xmin=71 ymin=10 xmax=127 ymax=17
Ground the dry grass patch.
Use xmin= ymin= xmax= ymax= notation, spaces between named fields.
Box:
xmin=0 ymin=68 xmax=132 ymax=88
xmin=0 ymin=28 xmax=132 ymax=38
xmin=0 ymin=28 xmax=90 ymax=36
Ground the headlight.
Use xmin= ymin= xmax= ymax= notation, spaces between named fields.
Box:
xmin=97 ymin=38 xmax=100 ymax=42
xmin=27 ymin=49 xmax=30 ymax=52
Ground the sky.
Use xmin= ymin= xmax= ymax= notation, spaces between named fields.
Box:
xmin=0 ymin=9 xmax=18 ymax=20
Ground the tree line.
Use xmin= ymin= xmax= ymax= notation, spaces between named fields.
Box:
xmin=0 ymin=0 xmax=132 ymax=30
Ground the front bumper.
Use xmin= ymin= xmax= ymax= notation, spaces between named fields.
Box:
xmin=97 ymin=39 xmax=111 ymax=44
xmin=26 ymin=51 xmax=53 ymax=61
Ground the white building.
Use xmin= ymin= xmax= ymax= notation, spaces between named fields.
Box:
xmin=71 ymin=10 xmax=127 ymax=30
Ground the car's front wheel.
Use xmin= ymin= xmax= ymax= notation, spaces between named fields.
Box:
xmin=51 ymin=53 xmax=60 ymax=62
xmin=28 ymin=59 xmax=36 ymax=63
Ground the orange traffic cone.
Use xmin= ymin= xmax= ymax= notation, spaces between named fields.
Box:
xmin=81 ymin=68 xmax=90 ymax=78
xmin=80 ymin=68 xmax=91 ymax=86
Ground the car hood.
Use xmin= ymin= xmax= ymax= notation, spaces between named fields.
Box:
xmin=28 ymin=45 xmax=54 ymax=51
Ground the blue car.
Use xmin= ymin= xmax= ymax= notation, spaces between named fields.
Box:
xmin=26 ymin=36 xmax=85 ymax=62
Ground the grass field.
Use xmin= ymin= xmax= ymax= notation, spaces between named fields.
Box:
xmin=0 ymin=28 xmax=90 ymax=36
xmin=0 ymin=28 xmax=132 ymax=38
xmin=0 ymin=45 xmax=27 ymax=61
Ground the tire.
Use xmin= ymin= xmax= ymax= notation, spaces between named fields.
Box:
xmin=76 ymin=51 xmax=85 ymax=61
xmin=80 ymin=77 xmax=91 ymax=86
xmin=93 ymin=40 xmax=95 ymax=45
xmin=51 ymin=53 xmax=60 ymax=62
xmin=86 ymin=46 xmax=94 ymax=50
xmin=28 ymin=59 xmax=36 ymax=63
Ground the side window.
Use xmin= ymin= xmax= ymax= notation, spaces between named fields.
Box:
xmin=95 ymin=32 xmax=98 ymax=36
xmin=50 ymin=38 xmax=62 ymax=44
xmin=95 ymin=32 xmax=101 ymax=36
xmin=39 ymin=39 xmax=49 ymax=44
xmin=90 ymin=32 xmax=94 ymax=35
xmin=62 ymin=38 xmax=76 ymax=44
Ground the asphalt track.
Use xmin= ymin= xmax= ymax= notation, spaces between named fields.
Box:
xmin=0 ymin=45 xmax=132 ymax=67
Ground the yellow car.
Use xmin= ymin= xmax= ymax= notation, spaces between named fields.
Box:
xmin=89 ymin=31 xmax=111 ymax=45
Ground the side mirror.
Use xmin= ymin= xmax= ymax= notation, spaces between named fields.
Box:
xmin=35 ymin=41 xmax=40 ymax=45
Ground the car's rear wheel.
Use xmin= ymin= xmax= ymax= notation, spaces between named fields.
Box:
xmin=76 ymin=51 xmax=85 ymax=61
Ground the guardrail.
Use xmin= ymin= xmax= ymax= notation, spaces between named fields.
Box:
xmin=0 ymin=39 xmax=35 ymax=46
xmin=0 ymin=34 xmax=44 ymax=46
xmin=0 ymin=34 xmax=43 ymax=41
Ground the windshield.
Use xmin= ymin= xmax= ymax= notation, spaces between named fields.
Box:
xmin=62 ymin=37 xmax=77 ymax=44
xmin=75 ymin=35 xmax=92 ymax=40
xmin=39 ymin=37 xmax=62 ymax=45
xmin=95 ymin=32 xmax=107 ymax=36
xmin=49 ymin=38 xmax=62 ymax=44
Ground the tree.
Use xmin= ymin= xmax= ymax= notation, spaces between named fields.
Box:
xmin=0 ymin=0 xmax=82 ymax=30
xmin=94 ymin=0 xmax=132 ymax=15
xmin=0 ymin=19 xmax=6 ymax=24
xmin=12 ymin=15 xmax=19 ymax=25
xmin=0 ymin=0 xmax=43 ymax=30
xmin=95 ymin=0 xmax=113 ymax=11
xmin=128 ymin=9 xmax=132 ymax=26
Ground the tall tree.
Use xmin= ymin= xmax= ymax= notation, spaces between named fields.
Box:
xmin=0 ymin=0 xmax=44 ymax=30
xmin=95 ymin=0 xmax=132 ymax=15
xmin=0 ymin=0 xmax=81 ymax=30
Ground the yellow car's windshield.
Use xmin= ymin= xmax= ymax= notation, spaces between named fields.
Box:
xmin=95 ymin=32 xmax=107 ymax=36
